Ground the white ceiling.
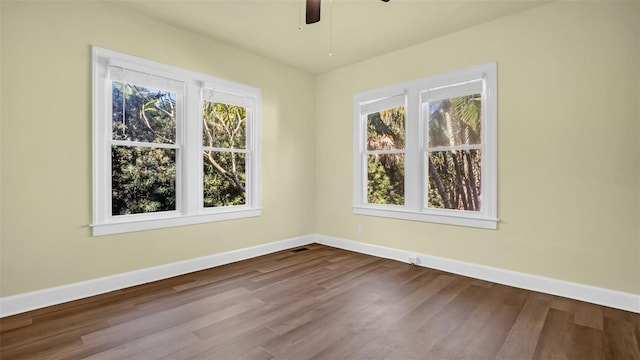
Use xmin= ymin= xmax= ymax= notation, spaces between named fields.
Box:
xmin=119 ymin=0 xmax=550 ymax=74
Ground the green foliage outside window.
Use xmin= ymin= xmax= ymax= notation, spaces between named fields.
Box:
xmin=111 ymin=82 xmax=248 ymax=216
xmin=427 ymin=95 xmax=482 ymax=211
xmin=366 ymin=106 xmax=405 ymax=205
xmin=202 ymin=101 xmax=247 ymax=207
xmin=111 ymin=82 xmax=177 ymax=215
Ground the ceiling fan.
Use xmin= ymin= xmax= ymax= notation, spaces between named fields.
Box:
xmin=305 ymin=0 xmax=390 ymax=25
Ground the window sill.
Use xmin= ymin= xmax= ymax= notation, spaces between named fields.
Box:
xmin=92 ymin=208 xmax=262 ymax=236
xmin=353 ymin=206 xmax=498 ymax=229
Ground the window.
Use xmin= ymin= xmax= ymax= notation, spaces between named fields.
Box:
xmin=353 ymin=63 xmax=497 ymax=229
xmin=92 ymin=47 xmax=261 ymax=236
xmin=201 ymin=89 xmax=254 ymax=208
xmin=364 ymin=95 xmax=406 ymax=206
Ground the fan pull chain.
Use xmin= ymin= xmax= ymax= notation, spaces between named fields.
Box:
xmin=329 ymin=0 xmax=333 ymax=56
xmin=298 ymin=0 xmax=303 ymax=30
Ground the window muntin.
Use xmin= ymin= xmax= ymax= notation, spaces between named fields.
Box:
xmin=92 ymin=47 xmax=261 ymax=236
xmin=353 ymin=63 xmax=497 ymax=229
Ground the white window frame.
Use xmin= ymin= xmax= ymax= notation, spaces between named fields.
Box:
xmin=353 ymin=63 xmax=497 ymax=229
xmin=92 ymin=47 xmax=261 ymax=236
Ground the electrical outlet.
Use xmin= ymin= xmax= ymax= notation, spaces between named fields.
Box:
xmin=357 ymin=224 xmax=364 ymax=234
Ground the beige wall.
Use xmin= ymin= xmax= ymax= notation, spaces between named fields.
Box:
xmin=0 ymin=2 xmax=316 ymax=296
xmin=315 ymin=1 xmax=640 ymax=294
xmin=1 ymin=1 xmax=638 ymax=299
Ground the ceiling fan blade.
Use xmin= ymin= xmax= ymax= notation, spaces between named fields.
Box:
xmin=306 ymin=0 xmax=321 ymax=24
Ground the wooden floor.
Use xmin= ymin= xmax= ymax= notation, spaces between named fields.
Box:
xmin=1 ymin=244 xmax=639 ymax=360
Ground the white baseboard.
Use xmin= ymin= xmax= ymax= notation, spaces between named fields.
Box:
xmin=2 ymin=233 xmax=638 ymax=317
xmin=315 ymin=234 xmax=640 ymax=313
xmin=0 ymin=235 xmax=314 ymax=318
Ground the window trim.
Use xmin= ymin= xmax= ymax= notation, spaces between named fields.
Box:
xmin=353 ymin=63 xmax=498 ymax=229
xmin=92 ymin=46 xmax=261 ymax=236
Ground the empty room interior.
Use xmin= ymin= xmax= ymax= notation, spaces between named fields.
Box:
xmin=1 ymin=0 xmax=639 ymax=359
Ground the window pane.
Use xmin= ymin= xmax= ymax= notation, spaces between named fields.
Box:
xmin=203 ymin=151 xmax=246 ymax=207
xmin=427 ymin=94 xmax=481 ymax=147
xmin=427 ymin=149 xmax=481 ymax=211
xmin=111 ymin=146 xmax=176 ymax=215
xmin=112 ymin=81 xmax=177 ymax=144
xmin=367 ymin=106 xmax=405 ymax=151
xmin=202 ymin=101 xmax=247 ymax=149
xmin=367 ymin=154 xmax=404 ymax=205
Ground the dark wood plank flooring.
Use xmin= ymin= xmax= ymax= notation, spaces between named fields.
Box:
xmin=1 ymin=244 xmax=639 ymax=359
